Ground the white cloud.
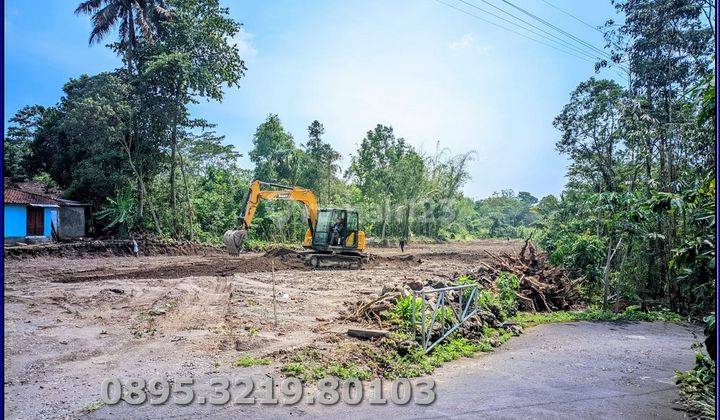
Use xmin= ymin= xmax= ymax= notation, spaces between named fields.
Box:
xmin=449 ymin=32 xmax=491 ymax=53
xmin=449 ymin=32 xmax=475 ymax=50
xmin=233 ymin=27 xmax=257 ymax=60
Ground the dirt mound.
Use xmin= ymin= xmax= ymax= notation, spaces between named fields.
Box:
xmin=51 ymin=253 xmax=310 ymax=283
xmin=263 ymin=247 xmax=302 ymax=258
xmin=5 ymin=240 xmax=224 ymax=260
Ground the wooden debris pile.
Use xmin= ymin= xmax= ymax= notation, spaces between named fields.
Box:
xmin=479 ymin=239 xmax=583 ymax=312
xmin=343 ymin=284 xmax=414 ymax=327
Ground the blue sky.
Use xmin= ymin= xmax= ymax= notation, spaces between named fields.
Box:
xmin=4 ymin=0 xmax=623 ymax=199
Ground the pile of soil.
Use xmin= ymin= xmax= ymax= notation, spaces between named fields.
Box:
xmin=262 ymin=248 xmax=309 ymax=270
xmin=52 ymin=253 xmax=310 ymax=283
xmin=5 ymin=239 xmax=224 ymax=260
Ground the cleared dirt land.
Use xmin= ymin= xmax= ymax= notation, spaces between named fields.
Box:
xmin=3 ymin=240 xmax=699 ymax=419
xmin=4 ymin=240 xmax=519 ymax=418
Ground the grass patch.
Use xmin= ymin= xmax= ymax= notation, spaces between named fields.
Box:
xmin=233 ymin=356 xmax=271 ymax=367
xmin=328 ymin=361 xmax=373 ymax=380
xmin=280 ymin=359 xmax=372 ymax=382
xmin=514 ymin=306 xmax=684 ymax=326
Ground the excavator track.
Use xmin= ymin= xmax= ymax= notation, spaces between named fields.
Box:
xmin=305 ymin=253 xmax=365 ymax=270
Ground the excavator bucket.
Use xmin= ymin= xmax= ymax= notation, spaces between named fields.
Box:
xmin=223 ymin=229 xmax=248 ymax=256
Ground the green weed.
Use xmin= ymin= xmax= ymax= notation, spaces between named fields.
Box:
xmin=384 ymin=336 xmax=479 ymax=378
xmin=233 ymin=356 xmax=271 ymax=367
xmin=328 ymin=361 xmax=372 ymax=380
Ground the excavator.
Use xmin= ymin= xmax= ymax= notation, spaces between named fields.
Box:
xmin=223 ymin=180 xmax=367 ymax=269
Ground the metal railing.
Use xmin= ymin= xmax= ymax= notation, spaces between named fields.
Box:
xmin=411 ymin=284 xmax=480 ymax=352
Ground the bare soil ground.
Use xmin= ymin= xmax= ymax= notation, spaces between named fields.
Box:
xmin=3 ymin=239 xmax=520 ymax=419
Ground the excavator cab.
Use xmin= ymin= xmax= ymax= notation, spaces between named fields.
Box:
xmin=305 ymin=207 xmax=365 ymax=268
xmin=312 ymin=209 xmax=361 ymax=250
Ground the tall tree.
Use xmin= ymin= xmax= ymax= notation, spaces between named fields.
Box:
xmin=391 ymin=148 xmax=426 ymax=241
xmin=4 ymin=105 xmax=46 ymax=179
xmin=75 ymin=0 xmax=170 ymax=73
xmin=138 ymin=0 xmax=246 ymax=237
xmin=554 ymin=78 xmax=627 ymax=193
xmin=346 ymin=124 xmax=407 ymax=242
xmin=301 ymin=120 xmax=341 ymax=204
xmin=250 ymin=115 xmax=298 ymax=184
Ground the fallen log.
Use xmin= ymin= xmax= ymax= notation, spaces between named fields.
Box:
xmin=347 ymin=328 xmax=390 ymax=340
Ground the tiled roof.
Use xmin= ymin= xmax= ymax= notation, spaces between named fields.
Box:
xmin=4 ymin=188 xmax=61 ymax=205
xmin=13 ymin=180 xmax=64 ymax=198
xmin=4 ymin=179 xmax=87 ymax=206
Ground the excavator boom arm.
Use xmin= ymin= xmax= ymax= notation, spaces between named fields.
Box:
xmin=238 ymin=181 xmax=319 ymax=232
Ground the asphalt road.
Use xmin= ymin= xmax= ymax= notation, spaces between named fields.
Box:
xmin=88 ymin=321 xmax=700 ymax=419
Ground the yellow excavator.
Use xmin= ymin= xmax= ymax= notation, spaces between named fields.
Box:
xmin=223 ymin=180 xmax=367 ymax=269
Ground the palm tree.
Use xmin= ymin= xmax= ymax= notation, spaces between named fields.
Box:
xmin=75 ymin=0 xmax=170 ymax=235
xmin=75 ymin=0 xmax=170 ymax=73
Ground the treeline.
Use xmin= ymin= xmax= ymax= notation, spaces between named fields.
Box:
xmin=3 ymin=0 xmax=541 ymax=246
xmin=535 ymin=0 xmax=715 ymax=316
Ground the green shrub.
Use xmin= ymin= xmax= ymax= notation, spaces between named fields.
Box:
xmin=390 ymin=295 xmax=423 ymax=329
xmin=675 ymin=352 xmax=716 ymax=419
xmin=548 ymin=233 xmax=606 ymax=298
xmin=390 ymin=295 xmax=454 ymax=330
xmin=496 ymin=271 xmax=520 ymax=312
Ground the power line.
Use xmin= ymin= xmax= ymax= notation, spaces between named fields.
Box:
xmin=539 ymin=0 xmax=603 ymax=33
xmin=460 ymin=0 xmax=614 ymax=66
xmin=537 ymin=0 xmax=631 ymax=68
xmin=433 ymin=0 xmax=617 ymax=70
xmin=433 ymin=0 xmax=629 ymax=82
xmin=498 ymin=0 xmax=616 ymax=65
xmin=463 ymin=0 xmax=629 ymax=74
xmin=433 ymin=0 xmax=596 ymax=63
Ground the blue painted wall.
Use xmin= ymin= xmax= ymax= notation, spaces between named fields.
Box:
xmin=44 ymin=207 xmax=58 ymax=236
xmin=5 ymin=204 xmax=27 ymax=237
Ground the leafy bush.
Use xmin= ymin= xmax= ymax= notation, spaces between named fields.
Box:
xmin=675 ymin=312 xmax=717 ymax=419
xmin=549 ymin=233 xmax=606 ymax=298
xmin=477 ymin=289 xmax=502 ymax=311
xmin=95 ymin=188 xmax=135 ymax=236
xmin=390 ymin=295 xmax=454 ymax=330
xmin=675 ymin=353 xmax=716 ymax=419
xmin=470 ymin=272 xmax=519 ymax=320
xmin=496 ymin=271 xmax=520 ymax=313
